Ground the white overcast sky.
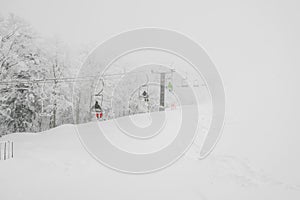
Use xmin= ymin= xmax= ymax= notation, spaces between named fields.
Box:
xmin=0 ymin=0 xmax=298 ymax=47
xmin=1 ymin=0 xmax=300 ymax=182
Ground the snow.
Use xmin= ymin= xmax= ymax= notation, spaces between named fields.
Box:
xmin=0 ymin=108 xmax=300 ymax=200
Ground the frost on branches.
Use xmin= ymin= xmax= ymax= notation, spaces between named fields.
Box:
xmin=0 ymin=14 xmax=76 ymax=135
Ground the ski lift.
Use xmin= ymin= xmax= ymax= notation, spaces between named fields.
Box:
xmin=167 ymin=81 xmax=173 ymax=92
xmin=95 ymin=78 xmax=104 ymax=97
xmin=180 ymin=72 xmax=189 ymax=87
xmin=141 ymin=90 xmax=149 ymax=102
xmin=95 ymin=88 xmax=104 ymax=107
xmin=94 ymin=93 xmax=103 ymax=119
xmin=193 ymin=80 xmax=199 ymax=87
xmin=94 ymin=78 xmax=104 ymax=119
xmin=138 ymin=74 xmax=149 ymax=102
xmin=181 ymin=74 xmax=189 ymax=87
xmin=165 ymin=68 xmax=174 ymax=92
xmin=128 ymin=75 xmax=152 ymax=114
xmin=94 ymin=100 xmax=103 ymax=119
xmin=181 ymin=78 xmax=189 ymax=87
xmin=139 ymin=85 xmax=149 ymax=102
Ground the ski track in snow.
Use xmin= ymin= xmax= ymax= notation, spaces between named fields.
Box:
xmin=204 ymin=154 xmax=300 ymax=191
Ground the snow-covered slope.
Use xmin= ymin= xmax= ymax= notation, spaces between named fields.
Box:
xmin=0 ymin=110 xmax=299 ymax=200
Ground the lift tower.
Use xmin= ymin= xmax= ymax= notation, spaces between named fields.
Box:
xmin=151 ymin=68 xmax=175 ymax=111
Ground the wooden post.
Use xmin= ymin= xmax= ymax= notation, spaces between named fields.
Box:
xmin=0 ymin=141 xmax=14 ymax=160
xmin=11 ymin=142 xmax=13 ymax=158
xmin=7 ymin=141 xmax=10 ymax=159
xmin=4 ymin=142 xmax=6 ymax=160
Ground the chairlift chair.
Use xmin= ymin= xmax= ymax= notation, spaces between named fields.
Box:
xmin=138 ymin=74 xmax=150 ymax=102
xmin=139 ymin=85 xmax=149 ymax=102
xmin=94 ymin=78 xmax=105 ymax=119
xmin=181 ymin=78 xmax=189 ymax=87
xmin=193 ymin=80 xmax=200 ymax=87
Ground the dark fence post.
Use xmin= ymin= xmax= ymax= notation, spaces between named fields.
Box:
xmin=4 ymin=142 xmax=6 ymax=160
xmin=8 ymin=141 xmax=10 ymax=159
xmin=11 ymin=142 xmax=14 ymax=158
xmin=0 ymin=141 xmax=14 ymax=160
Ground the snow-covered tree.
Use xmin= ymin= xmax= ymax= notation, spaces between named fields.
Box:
xmin=0 ymin=14 xmax=78 ymax=134
xmin=0 ymin=14 xmax=43 ymax=134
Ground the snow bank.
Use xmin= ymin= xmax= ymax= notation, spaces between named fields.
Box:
xmin=0 ymin=111 xmax=299 ymax=200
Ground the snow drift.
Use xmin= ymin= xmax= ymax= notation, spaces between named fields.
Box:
xmin=0 ymin=109 xmax=299 ymax=200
